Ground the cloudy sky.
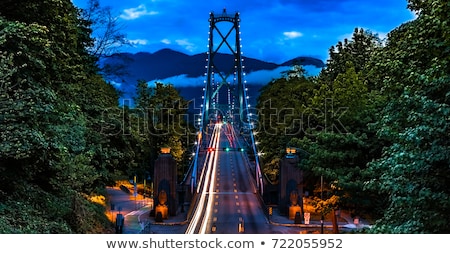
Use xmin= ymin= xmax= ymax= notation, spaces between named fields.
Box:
xmin=72 ymin=0 xmax=415 ymax=64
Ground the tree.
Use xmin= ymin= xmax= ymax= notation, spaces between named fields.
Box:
xmin=79 ymin=0 xmax=129 ymax=58
xmin=255 ymin=65 xmax=316 ymax=177
xmin=134 ymin=81 xmax=194 ymax=180
xmin=319 ymin=27 xmax=382 ymax=86
xmin=0 ymin=0 xmax=120 ymax=233
xmin=365 ymin=0 xmax=450 ymax=233
xmin=287 ymin=28 xmax=385 ymax=219
xmin=78 ymin=0 xmax=131 ymax=81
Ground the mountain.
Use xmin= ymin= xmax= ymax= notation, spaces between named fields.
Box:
xmin=101 ymin=48 xmax=325 ymax=105
xmin=102 ymin=48 xmax=325 ymax=85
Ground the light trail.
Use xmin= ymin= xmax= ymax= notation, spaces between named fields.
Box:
xmin=199 ymin=124 xmax=221 ymax=233
xmin=185 ymin=124 xmax=221 ymax=234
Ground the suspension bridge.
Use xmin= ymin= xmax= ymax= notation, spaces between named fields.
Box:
xmin=122 ymin=10 xmax=352 ymax=234
xmin=181 ymin=9 xmax=267 ymax=234
xmin=112 ymin=10 xmax=369 ymax=234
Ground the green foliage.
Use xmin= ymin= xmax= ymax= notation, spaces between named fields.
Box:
xmin=256 ymin=27 xmax=385 ymax=221
xmin=311 ymin=63 xmax=368 ymax=130
xmin=290 ymin=131 xmax=381 ymax=214
xmin=0 ymin=0 xmax=194 ymax=234
xmin=365 ymin=3 xmax=450 ymax=232
xmin=311 ymin=195 xmax=340 ymax=216
xmin=133 ymin=81 xmax=194 ymax=180
xmin=255 ymin=65 xmax=316 ymax=170
xmin=0 ymin=0 xmax=115 ymax=233
xmin=319 ymin=27 xmax=383 ymax=85
xmin=254 ymin=1 xmax=450 ymax=233
xmin=0 ymin=198 xmax=72 ymax=234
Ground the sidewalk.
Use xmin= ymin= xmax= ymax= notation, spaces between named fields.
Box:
xmin=118 ymin=201 xmax=189 ymax=234
xmin=122 ymin=203 xmax=153 ymax=234
xmin=267 ymin=206 xmax=372 ymax=233
xmin=106 ymin=186 xmax=155 ymax=234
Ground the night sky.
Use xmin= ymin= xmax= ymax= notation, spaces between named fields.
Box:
xmin=72 ymin=0 xmax=416 ymax=64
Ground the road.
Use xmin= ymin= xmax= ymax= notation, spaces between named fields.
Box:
xmin=186 ymin=123 xmax=271 ymax=233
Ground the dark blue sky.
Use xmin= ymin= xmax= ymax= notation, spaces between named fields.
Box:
xmin=72 ymin=0 xmax=415 ymax=64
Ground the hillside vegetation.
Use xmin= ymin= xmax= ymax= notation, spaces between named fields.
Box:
xmin=255 ymin=0 xmax=450 ymax=233
xmin=0 ymin=0 xmax=192 ymax=233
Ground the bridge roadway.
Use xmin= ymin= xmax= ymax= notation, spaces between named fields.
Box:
xmin=185 ymin=122 xmax=271 ymax=234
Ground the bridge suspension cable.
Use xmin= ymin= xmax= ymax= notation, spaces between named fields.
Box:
xmin=190 ymin=9 xmax=264 ymax=196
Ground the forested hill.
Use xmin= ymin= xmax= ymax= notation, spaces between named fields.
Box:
xmin=101 ymin=48 xmax=325 ymax=83
xmin=101 ymin=48 xmax=325 ymax=103
xmin=253 ymin=6 xmax=450 ymax=233
xmin=0 ymin=0 xmax=192 ymax=233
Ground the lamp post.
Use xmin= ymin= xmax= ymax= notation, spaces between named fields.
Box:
xmin=321 ymin=175 xmax=324 ymax=234
xmin=134 ymin=175 xmax=137 ymax=210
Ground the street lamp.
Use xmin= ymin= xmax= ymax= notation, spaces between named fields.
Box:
xmin=321 ymin=175 xmax=324 ymax=234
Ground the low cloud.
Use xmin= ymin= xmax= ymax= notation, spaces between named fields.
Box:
xmin=146 ymin=65 xmax=321 ymax=87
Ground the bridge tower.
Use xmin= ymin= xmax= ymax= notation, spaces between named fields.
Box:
xmin=191 ymin=10 xmax=263 ymax=196
xmin=202 ymin=9 xmax=247 ymax=127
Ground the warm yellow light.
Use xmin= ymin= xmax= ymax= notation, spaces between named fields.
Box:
xmin=286 ymin=147 xmax=297 ymax=154
xmin=88 ymin=194 xmax=106 ymax=206
xmin=161 ymin=147 xmax=171 ymax=154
